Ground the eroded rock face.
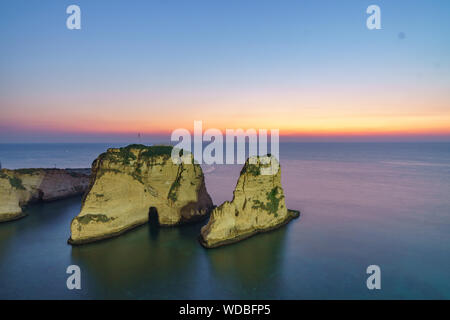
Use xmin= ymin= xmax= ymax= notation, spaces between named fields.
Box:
xmin=200 ymin=156 xmax=299 ymax=248
xmin=69 ymin=145 xmax=214 ymax=244
xmin=0 ymin=169 xmax=90 ymax=222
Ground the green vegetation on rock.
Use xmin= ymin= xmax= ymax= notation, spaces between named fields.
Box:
xmin=96 ymin=168 xmax=121 ymax=179
xmin=140 ymin=145 xmax=174 ymax=158
xmin=252 ymin=186 xmax=282 ymax=216
xmin=168 ymin=166 xmax=184 ymax=202
xmin=124 ymin=144 xmax=148 ymax=150
xmin=113 ymin=147 xmax=137 ymax=165
xmin=9 ymin=176 xmax=26 ymax=190
xmin=131 ymin=172 xmax=145 ymax=185
xmin=242 ymin=163 xmax=261 ymax=176
xmin=15 ymin=168 xmax=42 ymax=175
xmin=0 ymin=172 xmax=26 ymax=190
xmin=101 ymin=145 xmax=179 ymax=167
xmin=76 ymin=214 xmax=115 ymax=225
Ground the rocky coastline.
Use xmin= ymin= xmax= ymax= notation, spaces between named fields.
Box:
xmin=0 ymin=168 xmax=90 ymax=223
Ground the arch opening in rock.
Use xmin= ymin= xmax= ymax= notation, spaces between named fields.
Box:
xmin=148 ymin=206 xmax=160 ymax=239
xmin=148 ymin=207 xmax=160 ymax=226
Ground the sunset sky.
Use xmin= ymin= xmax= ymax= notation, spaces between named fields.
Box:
xmin=1 ymin=0 xmax=449 ymax=142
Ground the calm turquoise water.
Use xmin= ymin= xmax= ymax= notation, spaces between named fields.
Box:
xmin=0 ymin=143 xmax=449 ymax=299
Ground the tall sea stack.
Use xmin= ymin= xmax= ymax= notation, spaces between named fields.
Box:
xmin=200 ymin=155 xmax=299 ymax=248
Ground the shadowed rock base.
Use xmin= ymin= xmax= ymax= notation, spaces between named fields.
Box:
xmin=68 ymin=212 xmax=210 ymax=245
xmin=68 ymin=219 xmax=147 ymax=245
xmin=0 ymin=212 xmax=28 ymax=223
xmin=199 ymin=209 xmax=300 ymax=248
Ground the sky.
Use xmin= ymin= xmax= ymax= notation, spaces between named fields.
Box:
xmin=0 ymin=0 xmax=449 ymax=142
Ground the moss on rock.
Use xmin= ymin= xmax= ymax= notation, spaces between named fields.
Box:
xmin=252 ymin=186 xmax=282 ymax=216
xmin=0 ymin=172 xmax=26 ymax=190
xmin=76 ymin=214 xmax=115 ymax=225
xmin=8 ymin=176 xmax=25 ymax=190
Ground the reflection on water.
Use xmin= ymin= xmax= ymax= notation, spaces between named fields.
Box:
xmin=71 ymin=222 xmax=204 ymax=299
xmin=0 ymin=193 xmax=291 ymax=299
xmin=0 ymin=222 xmax=17 ymax=262
xmin=69 ymin=219 xmax=288 ymax=299
xmin=206 ymin=228 xmax=288 ymax=298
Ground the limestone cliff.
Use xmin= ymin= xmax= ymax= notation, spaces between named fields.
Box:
xmin=69 ymin=145 xmax=214 ymax=244
xmin=0 ymin=168 xmax=90 ymax=222
xmin=200 ymin=155 xmax=299 ymax=248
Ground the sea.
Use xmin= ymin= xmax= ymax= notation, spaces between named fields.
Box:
xmin=0 ymin=142 xmax=449 ymax=299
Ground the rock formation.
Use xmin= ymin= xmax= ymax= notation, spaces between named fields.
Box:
xmin=0 ymin=168 xmax=90 ymax=222
xmin=200 ymin=155 xmax=299 ymax=248
xmin=69 ymin=144 xmax=214 ymax=244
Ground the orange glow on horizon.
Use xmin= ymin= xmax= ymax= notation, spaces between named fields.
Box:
xmin=3 ymin=119 xmax=450 ymax=138
xmin=2 ymin=88 xmax=449 ymax=140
